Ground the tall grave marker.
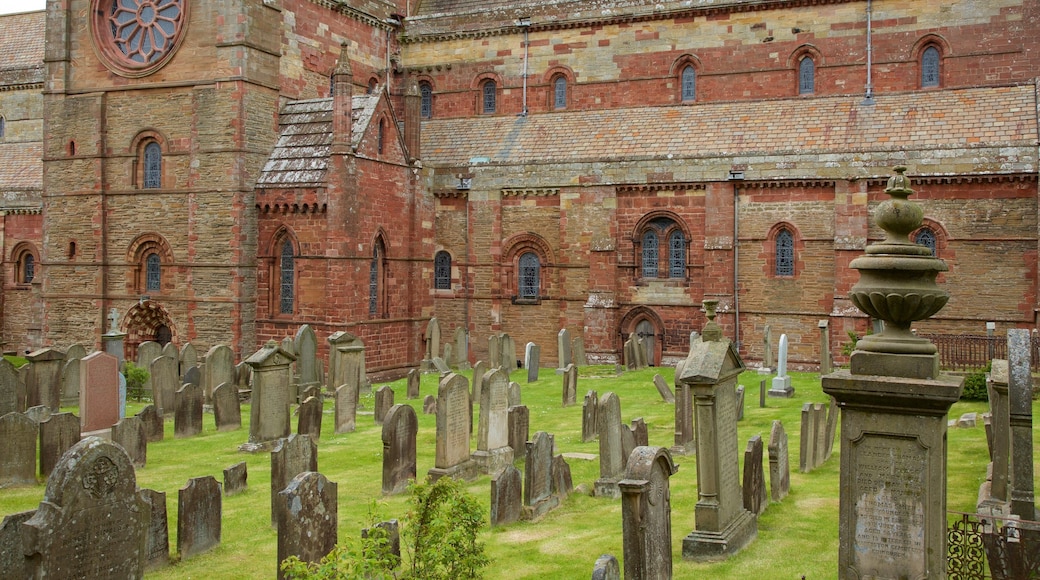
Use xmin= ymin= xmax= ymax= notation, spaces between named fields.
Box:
xmin=242 ymin=341 xmax=295 ymax=451
xmin=1007 ymin=328 xmax=1036 ymax=520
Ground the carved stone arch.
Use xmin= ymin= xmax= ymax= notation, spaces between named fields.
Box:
xmin=130 ymin=129 xmax=169 ymax=189
xmin=10 ymin=241 xmax=39 ymax=285
xmin=129 ymin=128 xmax=169 ymax=154
xmin=472 ymin=71 xmax=503 ymax=114
xmin=126 ymin=233 xmax=173 ymax=263
xmin=619 ymin=306 xmax=666 ymax=366
xmin=786 ymin=43 xmax=824 ymax=68
xmin=669 ymin=54 xmax=702 ymax=76
xmin=265 ymin=224 xmax=298 ymax=257
xmin=502 ymin=232 xmax=554 ymax=303
xmin=633 ymin=211 xmax=690 ymax=279
xmin=542 ymin=65 xmax=576 ymax=84
xmin=764 ymin=221 xmax=803 ymax=278
xmin=126 ymin=233 xmax=173 ymax=294
xmin=911 ymin=33 xmax=952 ymax=59
xmin=122 ymin=300 xmax=177 ymax=361
xmin=633 ymin=210 xmax=690 ymax=240
xmin=502 ymin=232 xmax=554 ymax=265
xmin=911 ymin=218 xmax=953 ymax=269
xmin=543 ymin=65 xmax=576 ymax=110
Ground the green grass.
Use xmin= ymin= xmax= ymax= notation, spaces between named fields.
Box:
xmin=0 ymin=368 xmax=1022 ymax=578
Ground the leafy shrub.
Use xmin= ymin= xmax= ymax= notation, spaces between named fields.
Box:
xmin=281 ymin=513 xmax=399 ymax=579
xmin=123 ymin=361 xmax=149 ymax=402
xmin=960 ymin=362 xmax=991 ymax=402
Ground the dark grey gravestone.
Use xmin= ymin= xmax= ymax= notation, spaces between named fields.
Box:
xmin=179 ymin=344 xmax=198 ymax=379
xmin=212 ymin=382 xmax=242 ymax=432
xmin=174 ymin=382 xmax=203 ymax=438
xmin=223 ymin=461 xmax=248 ymax=496
xmin=508 ymin=381 xmax=521 ymax=408
xmin=111 ymin=415 xmax=147 ymax=468
xmin=374 ymin=385 xmax=394 ymax=424
xmin=572 ymin=336 xmax=588 ymax=366
xmin=294 ymin=324 xmax=320 ymax=390
xmin=277 ymin=471 xmax=338 ymax=580
xmin=652 ymin=374 xmax=675 ymax=403
xmin=523 ymin=431 xmax=559 ymax=520
xmin=0 ymin=411 xmax=37 ymax=486
xmin=562 ymin=363 xmax=577 ymax=407
xmin=471 ymin=360 xmax=487 ymax=405
xmin=182 ymin=366 xmax=201 ymax=389
xmin=39 ymin=412 xmax=80 ymax=479
xmin=427 ymin=373 xmax=477 ymax=482
xmin=592 ymin=554 xmax=620 ymax=580
xmin=736 ymin=385 xmax=745 ymax=421
xmin=1008 ymin=328 xmax=1036 ymax=520
xmin=407 ymin=368 xmax=420 ymax=400
xmin=271 ymin=434 xmax=318 ymax=526
xmin=178 ymin=476 xmax=221 ymax=559
xmin=552 ymin=454 xmax=573 ymax=497
xmin=508 ymin=405 xmax=529 ymax=457
xmin=768 ymin=420 xmax=790 ymax=502
xmin=23 ymin=437 xmax=149 ymax=579
xmin=621 ymin=425 xmax=637 ymax=474
xmin=825 ymin=395 xmax=838 ymax=460
xmin=490 ymin=464 xmax=522 ymax=527
xmin=136 ymin=404 xmax=164 ymax=443
xmin=631 ymin=417 xmax=648 ymax=447
xmin=361 ymin=519 xmax=401 ymax=570
xmin=297 ymin=395 xmax=322 ymax=441
xmin=382 ymin=404 xmax=418 ymax=495
xmin=743 ymin=435 xmax=767 ymax=516
xmin=525 ymin=342 xmax=540 ymax=383
xmin=141 ymin=488 xmax=169 ymax=571
xmin=422 ymin=394 xmax=436 ymax=414
xmin=150 ymin=355 xmax=178 ymax=419
xmin=620 ymin=447 xmax=678 ymax=580
xmin=595 ymin=392 xmax=624 ymax=498
xmin=25 ymin=404 xmax=51 ymax=425
xmin=0 ymin=510 xmax=34 ymax=577
xmin=0 ymin=358 xmax=22 ymax=416
xmin=334 ymin=383 xmax=357 ymax=433
xmin=813 ymin=402 xmax=828 ymax=469
xmin=799 ymin=402 xmax=815 ymax=473
xmin=26 ymin=348 xmax=64 ymax=412
xmin=582 ymin=390 xmax=599 ymax=443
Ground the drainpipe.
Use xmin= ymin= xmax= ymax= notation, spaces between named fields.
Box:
xmin=517 ymin=17 xmax=531 ymax=116
xmin=729 ymin=170 xmax=745 ymax=350
xmin=863 ymin=0 xmax=875 ymax=105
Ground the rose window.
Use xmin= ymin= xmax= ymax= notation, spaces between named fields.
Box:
xmin=91 ymin=0 xmax=188 ymax=77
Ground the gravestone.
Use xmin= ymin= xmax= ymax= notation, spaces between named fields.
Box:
xmin=768 ymin=334 xmax=794 ymax=397
xmin=762 ymin=324 xmax=773 ymax=371
xmin=825 ymin=396 xmax=838 ymax=458
xmin=0 ymin=412 xmax=37 ymax=486
xmin=562 ymin=363 xmax=577 ymax=407
xmin=582 ymin=390 xmax=599 ymax=443
xmin=508 ymin=381 xmax=521 ymax=407
xmin=819 ymin=319 xmax=832 ymax=374
xmin=39 ymin=412 xmax=80 ymax=478
xmin=80 ymin=351 xmax=121 ymax=432
xmin=141 ymin=488 xmax=169 ymax=571
xmin=488 ymin=334 xmax=502 ymax=369
xmin=736 ymin=384 xmax=745 ymax=420
xmin=223 ymin=462 xmax=248 ymax=496
xmin=294 ymin=325 xmax=320 ymax=395
xmin=0 ymin=510 xmax=34 ymax=577
xmin=508 ymin=405 xmax=529 ymax=456
xmin=428 ymin=372 xmax=477 ymax=482
xmin=243 ymin=341 xmax=295 ymax=451
xmin=182 ymin=365 xmax=201 ymax=388
xmin=620 ymin=447 xmax=678 ymax=580
xmin=768 ymin=420 xmax=790 ymax=502
xmin=178 ymin=476 xmax=222 ymax=559
xmin=174 ymin=383 xmax=203 ymax=438
xmin=422 ymin=394 xmax=436 ymax=414
xmin=443 ymin=343 xmax=454 ymax=369
xmin=500 ymin=333 xmax=518 ymax=374
xmin=235 ymin=361 xmax=252 ymax=392
xmin=150 ymin=356 xmax=179 ymax=418
xmin=334 ymin=383 xmax=357 ymax=433
xmin=523 ymin=431 xmax=560 ymax=520
xmin=297 ymin=395 xmax=322 ymax=441
xmin=474 ymin=368 xmax=513 ymax=474
xmin=118 ymin=373 xmax=127 ymax=419
xmin=454 ymin=326 xmax=470 ymax=370
xmin=111 ymin=415 xmax=147 ymax=467
xmin=1008 ymin=329 xmax=1036 ymax=520
xmin=327 ymin=331 xmax=368 ymax=397
xmin=271 ymin=434 xmax=318 ymax=526
xmin=552 ymin=454 xmax=573 ymax=497
xmin=374 ymin=385 xmax=395 ymax=424
xmin=432 ymin=357 xmax=450 ymax=374
xmin=25 ymin=404 xmax=51 ymax=424
xmin=652 ymin=373 xmax=675 ymax=403
xmin=472 ymin=360 xmax=488 ymax=404
xmin=212 ymin=382 xmax=242 ymax=432
xmin=406 ymin=368 xmax=420 ymax=399
xmin=623 ymin=335 xmax=638 ymax=370
xmin=557 ymin=328 xmax=572 ymax=371
xmin=491 ymin=464 xmax=522 ymax=527
xmin=179 ymin=343 xmax=198 ymax=379
xmin=61 ymin=358 xmax=81 ymax=407
xmin=161 ymin=342 xmax=178 ymax=363
xmin=361 ymin=520 xmax=401 ymax=570
xmin=525 ymin=342 xmax=540 ymax=383
xmin=23 ymin=438 xmax=149 ymax=578
xmin=592 ymin=554 xmax=620 ymax=580
xmin=672 ymin=357 xmax=695 ymax=455
xmin=595 ymin=392 xmax=625 ymax=498
xmin=0 ymin=358 xmax=23 ymax=415
xmin=136 ymin=341 xmax=162 ymax=400
xmin=631 ymin=417 xmax=648 ymax=447
xmin=382 ymin=404 xmax=418 ymax=495
xmin=277 ymin=472 xmax=338 ymax=580
xmin=799 ymin=402 xmax=817 ymax=472
xmin=423 ymin=317 xmax=441 ymax=371
xmin=573 ymin=336 xmax=588 ymax=366
xmin=26 ymin=347 xmax=65 ymax=412
xmin=203 ymin=345 xmax=235 ymax=402
xmin=742 ymin=435 xmax=767 ymax=516
xmin=984 ymin=360 xmax=1010 ymax=507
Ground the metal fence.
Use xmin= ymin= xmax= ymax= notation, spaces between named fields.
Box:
xmin=948 ymin=511 xmax=1040 ymax=579
xmin=918 ymin=334 xmax=1040 ymax=372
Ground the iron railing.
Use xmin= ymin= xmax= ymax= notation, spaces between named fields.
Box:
xmin=948 ymin=511 xmax=1040 ymax=579
xmin=918 ymin=334 xmax=1040 ymax=372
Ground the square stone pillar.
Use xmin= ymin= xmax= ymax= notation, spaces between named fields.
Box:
xmin=981 ymin=360 xmax=1010 ymax=510
xmin=1007 ymin=328 xmax=1036 ymax=521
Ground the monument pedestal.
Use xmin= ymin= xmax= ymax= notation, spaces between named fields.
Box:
xmin=472 ymin=447 xmax=514 ymax=476
xmin=822 ymin=368 xmax=962 ymax=579
xmin=767 ymin=376 xmax=793 ymax=398
xmin=594 ymin=477 xmax=621 ymax=499
xmin=682 ymin=509 xmax=757 ymax=562
xmin=427 ymin=460 xmax=479 ymax=483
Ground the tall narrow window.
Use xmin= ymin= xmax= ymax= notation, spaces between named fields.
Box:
xmin=434 ymin=251 xmax=451 ymax=290
xmin=669 ymin=230 xmax=686 ymax=278
xmin=915 ymin=228 xmax=937 ymax=256
xmin=22 ymin=254 xmax=34 ymax=283
xmin=553 ymin=76 xmax=567 ymax=110
xmin=518 ymin=252 xmax=540 ymax=299
xmin=775 ymin=229 xmax=794 ymax=276
xmin=377 ymin=119 xmax=385 ymax=154
xmin=0 ymin=116 xmax=5 ymax=140
xmin=369 ymin=242 xmax=384 ymax=317
xmin=482 ymin=81 xmax=497 ymax=114
xmin=681 ymin=66 xmax=696 ymax=102
xmin=921 ymin=46 xmax=940 ymax=88
xmin=145 ymin=252 xmax=161 ymax=292
xmin=420 ymin=82 xmax=433 ymax=119
xmin=280 ymin=239 xmax=294 ymax=314
xmin=642 ymin=231 xmax=659 ymax=278
xmin=143 ymin=142 xmax=162 ymax=188
xmin=799 ymin=56 xmax=815 ymax=94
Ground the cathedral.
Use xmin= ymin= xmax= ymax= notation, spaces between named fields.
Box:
xmin=1 ymin=0 xmax=1038 ymax=378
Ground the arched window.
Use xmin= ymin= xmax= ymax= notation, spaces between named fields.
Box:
xmin=518 ymin=252 xmax=540 ymax=299
xmin=553 ymin=76 xmax=567 ymax=110
xmin=145 ymin=252 xmax=161 ymax=292
xmin=279 ymin=239 xmax=294 ymax=314
xmin=921 ymin=46 xmax=940 ymax=88
xmin=799 ymin=56 xmax=815 ymax=94
xmin=669 ymin=230 xmax=686 ymax=278
xmin=377 ymin=119 xmax=385 ymax=154
xmin=420 ymin=82 xmax=433 ymax=119
xmin=681 ymin=66 xmax=696 ymax=102
xmin=641 ymin=231 xmax=659 ymax=278
xmin=370 ymin=239 xmax=387 ymax=317
xmin=143 ymin=142 xmax=162 ymax=188
xmin=915 ymin=228 xmax=937 ymax=256
xmin=775 ymin=228 xmax=794 ymax=276
xmin=434 ymin=251 xmax=451 ymax=290
xmin=482 ymin=80 xmax=497 ymax=114
xmin=0 ymin=116 xmax=5 ymax=140
xmin=368 ymin=78 xmax=378 ymax=94
xmin=21 ymin=253 xmax=34 ymax=283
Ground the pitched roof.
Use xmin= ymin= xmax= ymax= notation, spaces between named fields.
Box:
xmin=0 ymin=11 xmax=45 ymax=72
xmin=256 ymin=94 xmax=380 ymax=189
xmin=420 ymin=85 xmax=1038 ymax=169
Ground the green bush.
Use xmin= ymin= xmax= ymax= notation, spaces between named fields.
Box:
xmin=281 ymin=512 xmax=399 ymax=580
xmin=123 ymin=361 xmax=149 ymax=402
xmin=960 ymin=364 xmax=990 ymax=402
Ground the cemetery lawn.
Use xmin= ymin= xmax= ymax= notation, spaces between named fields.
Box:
xmin=0 ymin=368 xmax=1013 ymax=578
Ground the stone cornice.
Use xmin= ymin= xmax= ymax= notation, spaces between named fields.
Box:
xmin=501 ymin=188 xmax=558 ymax=197
xmin=616 ymin=183 xmax=706 ymax=193
xmin=739 ymin=179 xmax=836 ymax=189
xmin=863 ymin=173 xmax=1037 ymax=187
xmin=433 ymin=190 xmax=468 ymax=198
xmin=309 ymin=0 xmax=394 ymax=32
xmin=256 ymin=202 xmax=327 ymax=214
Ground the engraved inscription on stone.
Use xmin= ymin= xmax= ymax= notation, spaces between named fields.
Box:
xmin=445 ymin=388 xmax=469 ymax=465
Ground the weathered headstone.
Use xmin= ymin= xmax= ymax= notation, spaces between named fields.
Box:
xmin=623 ymin=335 xmax=638 ymax=370
xmin=985 ymin=360 xmax=1010 ymax=507
xmin=768 ymin=333 xmax=794 ymax=397
xmin=742 ymin=435 xmax=767 ymax=516
xmin=582 ymin=390 xmax=599 ymax=443
xmin=182 ymin=365 xmax=201 ymax=388
xmin=825 ymin=396 xmax=838 ymax=459
xmin=552 ymin=454 xmax=573 ymax=497
xmin=736 ymin=384 xmax=745 ymax=420
xmin=508 ymin=381 xmax=521 ymax=407
xmin=595 ymin=392 xmax=625 ymax=498
xmin=243 ymin=341 xmax=295 ymax=451
xmin=178 ymin=476 xmax=222 ymax=559
xmin=818 ymin=319 xmax=832 ymax=374
xmin=39 ymin=412 xmax=80 ymax=478
xmin=271 ymin=434 xmax=318 ymax=526
xmin=799 ymin=402 xmax=817 ymax=473
xmin=136 ymin=341 xmax=162 ymax=400
xmin=652 ymin=373 xmax=674 ymax=403
xmin=382 ymin=404 xmax=418 ymax=495
xmin=212 ymin=382 xmax=242 ymax=432
xmin=277 ymin=471 xmax=338 ymax=580
xmin=60 ymin=358 xmax=81 ymax=407
xmin=422 ymin=394 xmax=436 ymax=414
xmin=297 ymin=395 xmax=322 ymax=441
xmin=23 ymin=438 xmax=149 ymax=578
xmin=508 ymin=405 xmax=529 ymax=456
xmin=334 ymin=383 xmax=357 ymax=433
xmin=1008 ymin=329 xmax=1036 ymax=520
xmin=620 ymin=447 xmax=678 ymax=580
xmin=223 ymin=461 xmax=248 ymax=496
xmin=472 ymin=360 xmax=488 ymax=404
xmin=428 ymin=372 xmax=477 ymax=481
xmin=0 ymin=412 xmax=37 ymax=486
xmin=423 ymin=317 xmax=441 ymax=371
xmin=179 ymin=343 xmax=198 ymax=379
xmin=0 ymin=358 xmax=23 ymax=415
xmin=474 ymin=368 xmax=513 ymax=474
xmin=592 ymin=554 xmax=620 ymax=580
xmin=111 ymin=415 xmax=147 ymax=467
xmin=562 ymin=363 xmax=577 ymax=407
xmin=141 ymin=488 xmax=169 ymax=570
xmin=487 ymin=334 xmax=502 ymax=369
xmin=150 ymin=355 xmax=179 ymax=418
xmin=557 ymin=328 xmax=572 ymax=371
xmin=327 ymin=331 xmax=367 ymax=397
xmin=672 ymin=357 xmax=694 ymax=455
xmin=500 ymin=333 xmax=518 ymax=374
xmin=491 ymin=464 xmax=522 ymax=527
xmin=443 ymin=342 xmax=454 ymax=369
xmin=374 ymin=385 xmax=395 ymax=424
xmin=361 ymin=519 xmax=401 ymax=570
xmin=631 ymin=417 xmax=648 ymax=447
xmin=573 ymin=336 xmax=588 ymax=366
xmin=174 ymin=382 xmax=203 ymax=438
xmin=25 ymin=404 xmax=51 ymax=425
xmin=203 ymin=345 xmax=235 ymax=402
xmin=161 ymin=342 xmax=178 ymax=364
xmin=294 ymin=325 xmax=320 ymax=395
xmin=80 ymin=351 xmax=121 ymax=433
xmin=0 ymin=510 xmax=35 ymax=577
xmin=762 ymin=324 xmax=773 ymax=371
xmin=523 ymin=431 xmax=560 ymax=520
xmin=406 ymin=368 xmax=420 ymax=399
xmin=26 ymin=347 xmax=65 ymax=412
xmin=768 ymin=420 xmax=790 ymax=502
xmin=432 ymin=357 xmax=450 ymax=374
xmin=453 ymin=326 xmax=470 ymax=370
xmin=525 ymin=342 xmax=540 ymax=383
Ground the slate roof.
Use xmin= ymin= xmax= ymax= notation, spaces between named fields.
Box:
xmin=0 ymin=142 xmax=42 ymax=193
xmin=256 ymin=94 xmax=380 ymax=189
xmin=420 ymin=85 xmax=1038 ymax=168
xmin=0 ymin=10 xmax=45 ymax=72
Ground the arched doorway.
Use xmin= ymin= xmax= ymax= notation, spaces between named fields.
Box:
xmin=123 ymin=300 xmax=176 ymax=361
xmin=619 ymin=306 xmax=665 ymax=367
xmin=635 ymin=319 xmax=656 ymax=367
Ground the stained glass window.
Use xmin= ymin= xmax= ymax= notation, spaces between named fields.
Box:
xmin=420 ymin=83 xmax=433 ymax=119
xmin=369 ymin=245 xmax=380 ymax=316
xmin=642 ymin=231 xmax=659 ymax=278
xmin=799 ymin=57 xmax=814 ymax=94
xmin=483 ymin=81 xmax=496 ymax=114
xmin=554 ymin=76 xmax=567 ymax=110
xmin=280 ymin=240 xmax=294 ymax=314
xmin=669 ymin=230 xmax=686 ymax=278
xmin=145 ymin=252 xmax=161 ymax=291
xmin=775 ymin=229 xmax=794 ymax=276
xmin=915 ymin=228 xmax=937 ymax=256
xmin=518 ymin=252 xmax=539 ymax=299
xmin=681 ymin=66 xmax=696 ymax=102
xmin=106 ymin=0 xmax=183 ymax=64
xmin=144 ymin=142 xmax=162 ymax=188
xmin=22 ymin=253 xmax=34 ymax=283
xmin=922 ymin=46 xmax=940 ymax=88
xmin=434 ymin=251 xmax=451 ymax=290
